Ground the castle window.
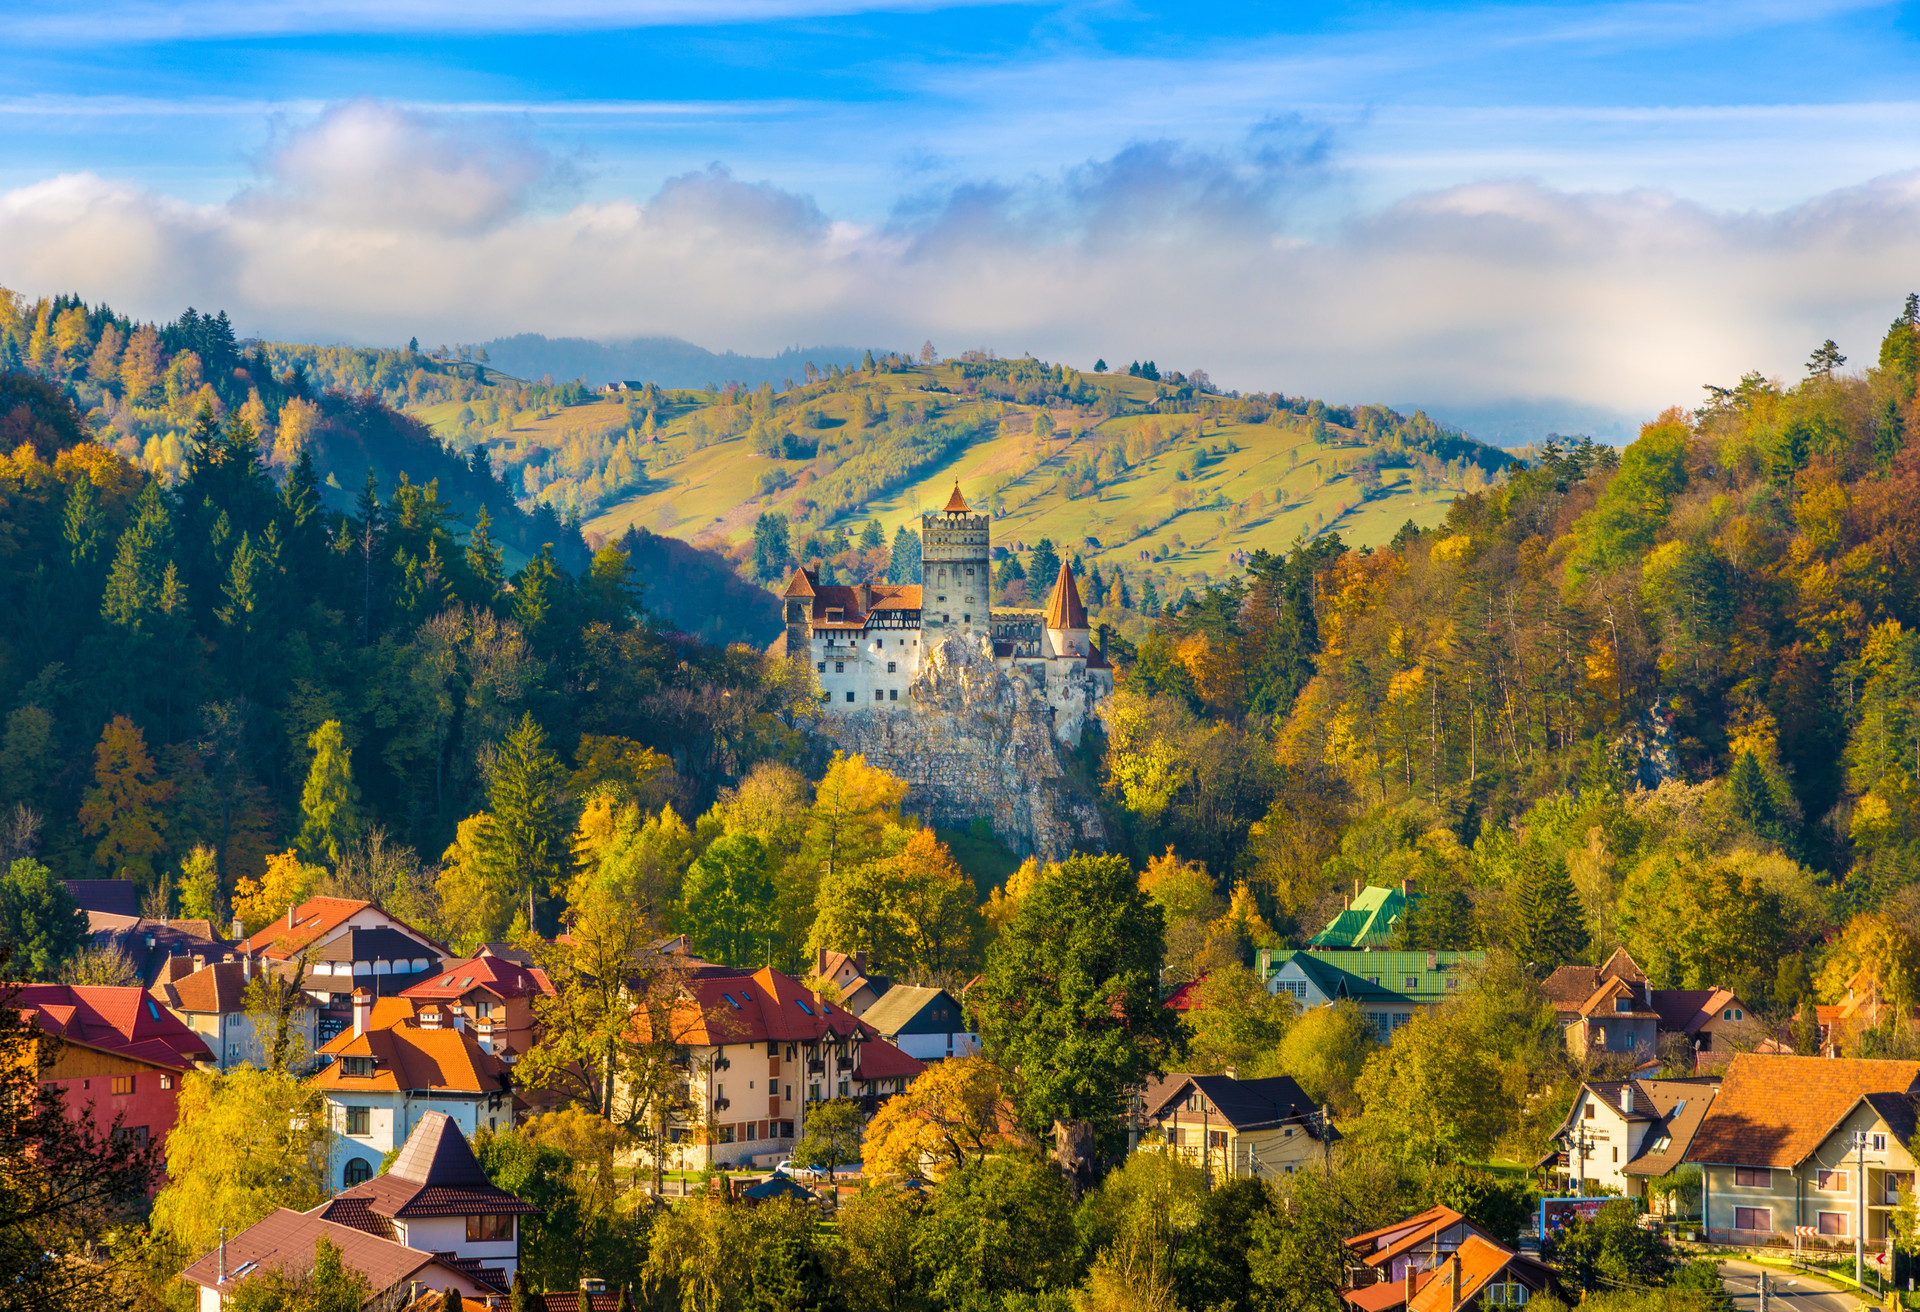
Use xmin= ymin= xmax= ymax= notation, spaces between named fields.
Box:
xmin=816 ymin=662 xmax=825 ymax=673
xmin=874 ymin=690 xmax=884 ymax=701
xmin=937 ymin=596 xmax=946 ymax=603
xmin=845 ymin=691 xmax=856 ymax=703
xmin=887 ymin=662 xmax=896 ymax=673
xmin=889 ymin=689 xmax=898 ymax=701
xmin=835 ymin=662 xmax=844 ymax=673
xmin=821 ymin=692 xmax=831 ymax=704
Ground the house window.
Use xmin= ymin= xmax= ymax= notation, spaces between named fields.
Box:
xmin=845 ymin=692 xmax=855 ymax=703
xmin=1404 ymin=977 xmax=1418 ymax=989
xmin=346 ymin=1106 xmax=371 ymax=1135
xmin=1366 ymin=976 xmax=1379 ymax=986
xmin=160 ymin=1074 xmax=172 ymax=1090
xmin=1615 ymin=998 xmax=1631 ymax=1013
xmin=1734 ymin=1206 xmax=1771 ymax=1232
xmin=1584 ymin=1105 xmax=1595 ymax=1120
xmin=816 ymin=662 xmax=826 ymax=673
xmin=1734 ymin=1166 xmax=1771 ymax=1187
xmin=1817 ymin=1169 xmax=1850 ymax=1192
xmin=720 ymin=1125 xmax=736 ymax=1143
xmin=474 ymin=1000 xmax=493 ymax=1019
xmin=780 ymin=1121 xmax=795 ymax=1138
xmin=744 ymin=1122 xmax=758 ymax=1141
xmin=113 ymin=1125 xmax=149 ymax=1148
xmin=1874 ymin=1134 xmax=1888 ymax=1151
xmin=343 ymin=1158 xmax=373 ymax=1186
xmin=111 ymin=1075 xmax=134 ymax=1095
xmin=1369 ymin=1013 xmax=1389 ymax=1040
xmin=839 ymin=1080 xmax=851 ymax=1098
xmin=1486 ymin=1283 xmax=1529 ymax=1306
xmin=1392 ymin=1013 xmax=1412 ymax=1031
xmin=467 ymin=1214 xmax=514 ymax=1242
xmin=342 ymin=1057 xmax=375 ymax=1078
xmin=1724 ymin=1008 xmax=1743 ymax=1021
xmin=1445 ymin=978 xmax=1458 ymax=989
xmin=1817 ymin=1212 xmax=1848 ymax=1237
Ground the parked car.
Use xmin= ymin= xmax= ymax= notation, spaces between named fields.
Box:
xmin=772 ymin=1160 xmax=828 ymax=1182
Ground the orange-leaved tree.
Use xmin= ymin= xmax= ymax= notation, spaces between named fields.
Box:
xmin=76 ymin=715 xmax=172 ymax=880
xmin=862 ymin=1055 xmax=1013 ymax=1182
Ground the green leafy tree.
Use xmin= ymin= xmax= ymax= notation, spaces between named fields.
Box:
xmin=226 ymin=1237 xmax=372 ymax=1312
xmin=1354 ymin=1006 xmax=1501 ymax=1166
xmin=679 ymin=831 xmax=778 ymax=967
xmin=1565 ymin=416 xmax=1690 ymax=584
xmin=972 ymin=854 xmax=1182 ymax=1150
xmin=837 ymin=1185 xmax=925 ymax=1312
xmin=1544 ymin=1200 xmax=1676 ymax=1293
xmin=1427 ymin=1164 xmax=1532 ymax=1247
xmin=911 ymin=1153 xmax=1076 ymax=1307
xmin=791 ymin=1098 xmax=863 ymax=1176
xmin=1170 ymin=1176 xmax=1277 ymax=1312
xmin=0 ymin=860 xmax=87 ymax=981
xmin=296 ymin=721 xmax=362 ymax=867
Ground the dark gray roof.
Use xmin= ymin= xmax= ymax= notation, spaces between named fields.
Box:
xmin=314 ymin=927 xmax=438 ymax=964
xmin=1143 ymin=1072 xmax=1337 ymax=1135
xmin=65 ymin=880 xmax=138 ymax=917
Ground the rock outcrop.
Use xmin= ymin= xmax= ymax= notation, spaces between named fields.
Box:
xmin=815 ymin=633 xmax=1107 ymax=860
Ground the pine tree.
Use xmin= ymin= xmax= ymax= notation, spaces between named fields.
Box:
xmin=887 ymin=526 xmax=921 ymax=584
xmin=297 ymin=720 xmax=362 ymax=867
xmin=465 ymin=505 xmax=505 ymax=608
xmin=476 ymin=713 xmax=570 ymax=927
xmin=354 ymin=469 xmax=383 ymax=644
xmin=753 ymin=512 xmax=791 ymax=583
xmin=512 ymin=1271 xmax=531 ymax=1312
xmin=1503 ymin=844 xmax=1587 ymax=972
xmin=217 ymin=531 xmax=261 ymax=685
xmin=1028 ymin=539 xmax=1059 ymax=589
xmin=1876 ymin=394 xmax=1905 ymax=470
xmin=62 ymin=475 xmax=105 ymax=572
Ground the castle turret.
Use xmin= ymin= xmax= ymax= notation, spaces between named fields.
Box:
xmin=1042 ymin=561 xmax=1090 ymax=660
xmin=920 ymin=483 xmax=989 ymax=640
xmin=781 ymin=566 xmax=818 ymax=657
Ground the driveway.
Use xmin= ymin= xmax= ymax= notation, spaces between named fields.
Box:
xmin=1719 ymin=1259 xmax=1868 ymax=1312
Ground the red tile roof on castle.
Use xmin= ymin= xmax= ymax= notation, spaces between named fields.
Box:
xmin=12 ymin=983 xmax=212 ymax=1070
xmin=646 ymin=965 xmax=926 ymax=1082
xmin=1044 ymin=561 xmax=1088 ymax=631
xmin=400 ymin=954 xmax=554 ymax=1003
xmin=942 ymin=483 xmax=971 ymax=514
xmin=780 ymin=568 xmax=922 ymax=628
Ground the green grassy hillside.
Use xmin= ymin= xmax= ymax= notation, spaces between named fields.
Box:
xmin=405 ymin=355 xmax=1511 ymax=623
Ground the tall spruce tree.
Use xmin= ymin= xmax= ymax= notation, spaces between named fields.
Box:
xmin=1503 ymin=843 xmax=1587 ymax=972
xmin=297 ymin=720 xmax=362 ymax=867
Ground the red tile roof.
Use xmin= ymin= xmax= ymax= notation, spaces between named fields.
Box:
xmin=649 ymin=966 xmax=924 ymax=1083
xmin=1407 ymin=1236 xmax=1521 ymax=1312
xmin=400 ymin=955 xmax=554 ymax=1002
xmin=1685 ymin=1053 xmax=1920 ymax=1168
xmin=942 ymin=483 xmax=970 ymax=514
xmin=13 ymin=983 xmax=212 ymax=1071
xmin=152 ymin=960 xmax=251 ymax=1015
xmin=311 ymin=1018 xmax=511 ymax=1095
xmin=1043 ymin=562 xmax=1088 ymax=631
xmin=238 ymin=897 xmax=445 ymax=961
xmin=780 ymin=569 xmax=923 ymax=629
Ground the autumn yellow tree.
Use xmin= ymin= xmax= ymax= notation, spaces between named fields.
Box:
xmin=807 ymin=752 xmax=908 ymax=882
xmin=862 ymin=1056 xmax=1012 ymax=1182
xmin=118 ymin=325 xmax=163 ymax=403
xmin=76 ymin=715 xmax=173 ymax=880
xmin=807 ymin=828 xmax=982 ymax=987
xmin=232 ymin=851 xmax=325 ymax=935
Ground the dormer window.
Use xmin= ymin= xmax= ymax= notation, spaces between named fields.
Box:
xmin=1615 ymin=998 xmax=1631 ymax=1013
xmin=342 ymin=1056 xmax=375 ymax=1078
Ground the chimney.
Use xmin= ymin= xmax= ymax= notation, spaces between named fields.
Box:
xmin=852 ymin=951 xmax=867 ymax=977
xmin=287 ymin=904 xmax=295 ymax=929
xmin=1427 ymin=951 xmax=1438 ymax=971
xmin=816 ymin=948 xmax=828 ymax=978
xmin=1223 ymin=1065 xmax=1237 ymax=1080
xmin=217 ymin=1227 xmax=227 ymax=1285
xmin=1353 ymin=878 xmax=1362 ymax=899
xmin=1404 ymin=1266 xmax=1417 ymax=1306
xmin=191 ymin=954 xmax=205 ymax=972
xmin=352 ymin=989 xmax=371 ymax=1038
xmin=1449 ymin=1252 xmax=1463 ymax=1311
xmin=230 ymin=916 xmax=243 ymax=939
xmin=1402 ymin=877 xmax=1417 ymax=897
xmin=420 ymin=1007 xmax=442 ymax=1030
xmin=453 ymin=1011 xmax=466 ymax=1033
xmin=242 ymin=953 xmax=253 ymax=982
xmin=1623 ymin=1084 xmax=1634 ymax=1114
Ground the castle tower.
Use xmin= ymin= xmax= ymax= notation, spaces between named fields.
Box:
xmin=780 ymin=566 xmax=818 ymax=657
xmin=1042 ymin=560 xmax=1090 ymax=660
xmin=920 ymin=483 xmax=990 ymax=640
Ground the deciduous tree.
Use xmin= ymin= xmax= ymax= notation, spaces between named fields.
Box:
xmin=77 ymin=715 xmax=172 ymax=880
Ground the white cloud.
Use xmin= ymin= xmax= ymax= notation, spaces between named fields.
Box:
xmin=4 ymin=101 xmax=1919 ymax=418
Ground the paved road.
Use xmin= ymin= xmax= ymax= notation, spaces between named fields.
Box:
xmin=1720 ymin=1260 xmax=1868 ymax=1312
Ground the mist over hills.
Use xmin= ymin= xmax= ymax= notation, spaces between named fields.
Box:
xmin=476 ymin=334 xmax=868 ymax=391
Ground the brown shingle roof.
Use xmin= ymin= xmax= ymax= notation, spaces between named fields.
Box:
xmin=178 ymin=1207 xmax=445 ymax=1295
xmin=1685 ymin=1054 xmax=1920 ymax=1169
xmin=321 ymin=1112 xmax=538 ymax=1222
xmin=942 ymin=483 xmax=970 ymax=514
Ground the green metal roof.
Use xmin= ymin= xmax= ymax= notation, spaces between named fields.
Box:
xmin=1277 ymin=949 xmax=1486 ymax=1007
xmin=1306 ymin=885 xmax=1414 ymax=948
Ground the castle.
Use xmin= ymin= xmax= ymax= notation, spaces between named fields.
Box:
xmin=777 ymin=484 xmax=1114 ymax=745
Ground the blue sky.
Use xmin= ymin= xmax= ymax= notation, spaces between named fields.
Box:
xmin=6 ymin=0 xmax=1920 ymax=432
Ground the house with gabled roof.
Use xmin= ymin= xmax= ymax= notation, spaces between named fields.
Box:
xmin=178 ymin=1207 xmax=494 ymax=1311
xmin=1684 ymin=1053 xmax=1920 ymax=1247
xmin=630 ymin=965 xmax=926 ymax=1171
xmin=1540 ymin=948 xmax=1761 ymax=1072
xmin=150 ymin=955 xmax=316 ymax=1073
xmin=399 ymin=953 xmax=555 ymax=1059
xmin=1541 ymin=1077 xmax=1718 ymax=1200
xmin=1563 ymin=975 xmax=1662 ymax=1066
xmin=1141 ymin=1072 xmax=1334 ymax=1179
xmin=310 ymin=989 xmax=516 ymax=1191
xmin=1343 ymin=1209 xmax=1560 ymax=1312
xmin=314 ymin=1111 xmax=538 ymax=1289
xmin=13 ymin=982 xmax=213 ymax=1166
xmin=858 ymin=984 xmax=978 ymax=1062
xmin=1266 ymin=949 xmax=1485 ymax=1043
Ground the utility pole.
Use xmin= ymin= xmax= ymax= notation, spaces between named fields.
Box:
xmin=1856 ymin=1131 xmax=1868 ymax=1288
xmin=1758 ymin=1267 xmax=1768 ymax=1312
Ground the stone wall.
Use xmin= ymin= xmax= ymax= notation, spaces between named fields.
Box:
xmin=815 ymin=633 xmax=1108 ymax=861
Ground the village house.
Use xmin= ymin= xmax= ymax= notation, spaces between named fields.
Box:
xmin=313 ymin=1111 xmax=538 ymax=1290
xmin=398 ymin=951 xmax=555 ymax=1059
xmin=310 ymin=989 xmax=516 ymax=1190
xmin=149 ymin=954 xmax=317 ymax=1073
xmin=237 ymin=897 xmax=449 ymax=1046
xmin=1684 ymin=1053 xmax=1920 ymax=1250
xmin=14 ymin=982 xmax=213 ymax=1163
xmin=1541 ymin=949 xmax=1761 ymax=1071
xmin=811 ymin=949 xmax=891 ymax=1015
xmin=1309 ymin=881 xmax=1421 ymax=949
xmin=1342 ymin=1206 xmax=1561 ymax=1312
xmin=1265 ymin=949 xmax=1485 ymax=1043
xmin=1141 ymin=1072 xmax=1335 ymax=1180
xmin=1541 ymin=1077 xmax=1718 ymax=1199
xmin=633 ymin=965 xmax=925 ymax=1172
xmin=857 ymin=984 xmax=979 ymax=1062
xmin=179 ymin=1208 xmax=498 ymax=1310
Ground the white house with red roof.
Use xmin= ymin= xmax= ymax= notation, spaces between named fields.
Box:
xmin=398 ymin=952 xmax=555 ymax=1059
xmin=237 ymin=897 xmax=449 ymax=1046
xmin=13 ymin=983 xmax=213 ymax=1163
xmin=776 ymin=485 xmax=1112 ymax=747
xmin=634 ymin=965 xmax=926 ymax=1171
xmin=310 ymin=989 xmax=516 ymax=1191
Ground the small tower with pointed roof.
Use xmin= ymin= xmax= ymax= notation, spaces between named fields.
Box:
xmin=1042 ymin=560 xmax=1091 ymax=660
xmin=919 ymin=482 xmax=990 ymax=641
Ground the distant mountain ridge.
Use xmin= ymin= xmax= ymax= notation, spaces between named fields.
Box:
xmin=476 ymin=334 xmax=868 ymax=390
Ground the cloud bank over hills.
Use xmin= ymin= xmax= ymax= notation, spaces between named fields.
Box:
xmin=5 ymin=98 xmax=1919 ymax=431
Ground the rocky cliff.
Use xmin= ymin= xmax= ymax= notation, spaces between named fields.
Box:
xmin=815 ymin=633 xmax=1108 ymax=861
